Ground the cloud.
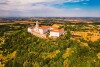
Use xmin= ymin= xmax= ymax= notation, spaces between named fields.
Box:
xmin=0 ymin=0 xmax=100 ymax=17
xmin=0 ymin=0 xmax=90 ymax=10
xmin=74 ymin=8 xmax=81 ymax=10
xmin=5 ymin=0 xmax=89 ymax=5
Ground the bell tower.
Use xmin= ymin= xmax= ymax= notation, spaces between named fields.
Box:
xmin=35 ymin=21 xmax=39 ymax=32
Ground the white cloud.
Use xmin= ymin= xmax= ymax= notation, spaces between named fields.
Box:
xmin=0 ymin=0 xmax=100 ymax=17
xmin=0 ymin=0 xmax=89 ymax=10
xmin=5 ymin=0 xmax=89 ymax=5
xmin=74 ymin=8 xmax=81 ymax=10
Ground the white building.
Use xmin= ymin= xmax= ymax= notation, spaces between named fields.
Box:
xmin=39 ymin=26 xmax=51 ymax=34
xmin=33 ymin=21 xmax=51 ymax=34
xmin=50 ymin=28 xmax=64 ymax=37
xmin=28 ymin=27 xmax=33 ymax=33
xmin=28 ymin=21 xmax=64 ymax=38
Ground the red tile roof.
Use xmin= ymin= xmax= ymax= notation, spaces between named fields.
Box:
xmin=51 ymin=28 xmax=64 ymax=33
xmin=39 ymin=26 xmax=51 ymax=30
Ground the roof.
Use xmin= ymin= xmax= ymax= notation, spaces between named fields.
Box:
xmin=39 ymin=26 xmax=51 ymax=30
xmin=52 ymin=24 xmax=62 ymax=28
xmin=51 ymin=28 xmax=64 ymax=33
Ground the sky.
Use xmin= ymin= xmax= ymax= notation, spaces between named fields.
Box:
xmin=0 ymin=0 xmax=100 ymax=17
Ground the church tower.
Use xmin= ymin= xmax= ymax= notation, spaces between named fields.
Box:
xmin=34 ymin=21 xmax=39 ymax=32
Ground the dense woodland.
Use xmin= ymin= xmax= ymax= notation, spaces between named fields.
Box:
xmin=0 ymin=23 xmax=100 ymax=67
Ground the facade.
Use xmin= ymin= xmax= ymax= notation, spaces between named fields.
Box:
xmin=28 ymin=27 xmax=33 ymax=33
xmin=39 ymin=26 xmax=51 ymax=34
xmin=50 ymin=28 xmax=64 ymax=37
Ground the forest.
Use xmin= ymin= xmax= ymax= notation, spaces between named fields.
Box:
xmin=0 ymin=23 xmax=100 ymax=67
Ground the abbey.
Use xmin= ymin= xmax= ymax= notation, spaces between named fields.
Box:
xmin=28 ymin=21 xmax=64 ymax=38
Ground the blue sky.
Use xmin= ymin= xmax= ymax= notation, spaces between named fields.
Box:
xmin=53 ymin=0 xmax=100 ymax=9
xmin=0 ymin=0 xmax=100 ymax=17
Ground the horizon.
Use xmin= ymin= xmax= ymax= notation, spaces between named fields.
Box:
xmin=0 ymin=0 xmax=100 ymax=17
xmin=1 ymin=17 xmax=100 ymax=18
